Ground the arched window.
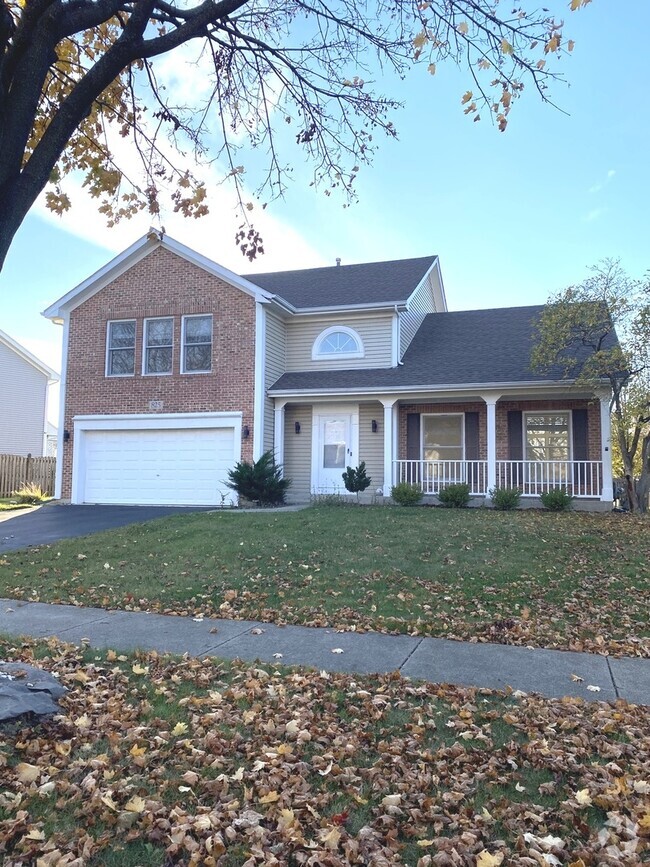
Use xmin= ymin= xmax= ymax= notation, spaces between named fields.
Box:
xmin=312 ymin=326 xmax=364 ymax=360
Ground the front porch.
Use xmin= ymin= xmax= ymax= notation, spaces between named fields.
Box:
xmin=274 ymin=389 xmax=614 ymax=506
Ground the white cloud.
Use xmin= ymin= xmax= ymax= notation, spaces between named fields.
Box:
xmin=588 ymin=169 xmax=616 ymax=195
xmin=582 ymin=208 xmax=606 ymax=223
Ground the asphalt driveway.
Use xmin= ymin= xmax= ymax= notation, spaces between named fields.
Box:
xmin=0 ymin=504 xmax=211 ymax=552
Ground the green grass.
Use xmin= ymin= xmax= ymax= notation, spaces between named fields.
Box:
xmin=1 ymin=637 xmax=648 ymax=866
xmin=1 ymin=505 xmax=648 ymax=654
xmin=0 ymin=498 xmax=34 ymax=511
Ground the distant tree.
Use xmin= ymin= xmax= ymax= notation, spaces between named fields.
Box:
xmin=531 ymin=260 xmax=650 ymax=512
xmin=0 ymin=0 xmax=590 ymax=270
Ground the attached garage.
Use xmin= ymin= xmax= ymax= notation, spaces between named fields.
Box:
xmin=71 ymin=413 xmax=242 ymax=506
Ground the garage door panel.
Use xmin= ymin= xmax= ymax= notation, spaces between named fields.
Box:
xmin=81 ymin=427 xmax=236 ymax=506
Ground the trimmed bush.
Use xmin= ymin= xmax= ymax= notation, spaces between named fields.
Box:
xmin=540 ymin=488 xmax=573 ymax=512
xmin=390 ymin=482 xmax=423 ymax=506
xmin=342 ymin=462 xmax=372 ymax=498
xmin=489 ymin=486 xmax=522 ymax=511
xmin=226 ymin=451 xmax=291 ymax=506
xmin=437 ymin=483 xmax=471 ymax=508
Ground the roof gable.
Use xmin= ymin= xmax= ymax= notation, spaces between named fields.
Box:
xmin=245 ymin=255 xmax=438 ymax=311
xmin=42 ymin=231 xmax=274 ymax=321
xmin=0 ymin=328 xmax=58 ymax=381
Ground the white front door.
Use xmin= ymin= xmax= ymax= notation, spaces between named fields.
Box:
xmin=317 ymin=414 xmax=354 ymax=493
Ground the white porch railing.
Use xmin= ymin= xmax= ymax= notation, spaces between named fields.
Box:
xmin=394 ymin=460 xmax=488 ymax=495
xmin=495 ymin=460 xmax=603 ymax=498
xmin=393 ymin=459 xmax=604 ymax=499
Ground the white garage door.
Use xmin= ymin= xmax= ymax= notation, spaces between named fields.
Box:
xmin=80 ymin=427 xmax=236 ymax=505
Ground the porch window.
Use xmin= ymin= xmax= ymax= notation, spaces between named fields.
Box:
xmin=422 ymin=414 xmax=465 ymax=484
xmin=524 ymin=412 xmax=571 ymax=462
xmin=422 ymin=414 xmax=464 ymax=461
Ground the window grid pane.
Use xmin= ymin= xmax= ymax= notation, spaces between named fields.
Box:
xmin=525 ymin=413 xmax=570 ymax=462
xmin=107 ymin=321 xmax=135 ymax=376
xmin=318 ymin=331 xmax=359 ymax=355
xmin=422 ymin=415 xmax=463 ymax=461
xmin=183 ymin=316 xmax=212 ymax=372
xmin=144 ymin=318 xmax=173 ymax=374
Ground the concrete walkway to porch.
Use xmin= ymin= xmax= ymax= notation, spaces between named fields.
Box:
xmin=1 ymin=598 xmax=647 ymax=705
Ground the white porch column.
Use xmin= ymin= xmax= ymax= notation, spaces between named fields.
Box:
xmin=599 ymin=393 xmax=613 ymax=501
xmin=381 ymin=399 xmax=397 ymax=497
xmin=273 ymin=400 xmax=287 ymax=473
xmin=481 ymin=393 xmax=501 ymax=496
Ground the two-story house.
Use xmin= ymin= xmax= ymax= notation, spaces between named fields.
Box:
xmin=43 ymin=231 xmax=614 ymax=508
xmin=0 ymin=328 xmax=59 ymax=457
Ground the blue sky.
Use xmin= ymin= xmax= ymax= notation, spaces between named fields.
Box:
xmin=0 ymin=0 xmax=648 ymax=405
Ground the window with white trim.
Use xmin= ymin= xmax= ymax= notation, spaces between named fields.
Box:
xmin=143 ymin=317 xmax=173 ymax=375
xmin=422 ymin=414 xmax=464 ymax=462
xmin=524 ymin=412 xmax=571 ymax=462
xmin=312 ymin=326 xmax=364 ymax=360
xmin=106 ymin=320 xmax=136 ymax=376
xmin=182 ymin=314 xmax=212 ymax=373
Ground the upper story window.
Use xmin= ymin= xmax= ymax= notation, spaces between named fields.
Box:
xmin=106 ymin=320 xmax=136 ymax=376
xmin=143 ymin=317 xmax=173 ymax=375
xmin=182 ymin=314 xmax=212 ymax=373
xmin=312 ymin=325 xmax=364 ymax=360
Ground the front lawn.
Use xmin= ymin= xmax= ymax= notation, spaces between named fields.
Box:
xmin=0 ymin=506 xmax=648 ymax=656
xmin=0 ymin=637 xmax=648 ymax=866
xmin=0 ymin=499 xmax=33 ymax=512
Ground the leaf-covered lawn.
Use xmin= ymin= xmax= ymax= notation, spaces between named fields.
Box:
xmin=0 ymin=638 xmax=648 ymax=866
xmin=1 ymin=506 xmax=648 ymax=657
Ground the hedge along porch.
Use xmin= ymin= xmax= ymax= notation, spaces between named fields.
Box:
xmin=275 ymin=388 xmax=613 ymax=507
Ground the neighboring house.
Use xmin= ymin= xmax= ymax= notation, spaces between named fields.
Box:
xmin=43 ymin=231 xmax=615 ymax=508
xmin=45 ymin=422 xmax=58 ymax=457
xmin=0 ymin=328 xmax=59 ymax=457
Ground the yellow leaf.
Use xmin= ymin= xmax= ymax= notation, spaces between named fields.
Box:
xmin=124 ymin=795 xmax=145 ymax=813
xmin=381 ymin=794 xmax=401 ymax=807
xmin=575 ymin=788 xmax=592 ymax=806
xmin=25 ymin=828 xmax=46 ymax=841
xmin=131 ymin=664 xmax=149 ymax=675
xmin=106 ymin=649 xmax=117 ymax=661
xmin=74 ymin=714 xmax=91 ymax=729
xmin=461 ymin=90 xmax=473 ymax=104
xmin=638 ymin=810 xmax=650 ymax=831
xmin=417 ymin=839 xmax=435 ymax=847
xmin=320 ymin=826 xmax=341 ymax=850
xmin=260 ymin=790 xmax=280 ymax=804
xmin=457 ymin=21 xmax=468 ymax=35
xmin=171 ymin=722 xmax=188 ymax=736
xmin=129 ymin=744 xmax=147 ymax=757
xmin=231 ymin=766 xmax=244 ymax=781
xmin=546 ymin=35 xmax=559 ymax=53
xmin=476 ymin=851 xmax=504 ymax=867
xmin=101 ymin=793 xmax=119 ymax=811
xmin=16 ymin=762 xmax=40 ymax=783
xmin=501 ymin=39 xmax=513 ymax=55
xmin=413 ymin=31 xmax=428 ymax=50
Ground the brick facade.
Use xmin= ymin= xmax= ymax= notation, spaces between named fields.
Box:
xmin=398 ymin=398 xmax=601 ymax=461
xmin=61 ymin=247 xmax=256 ymax=499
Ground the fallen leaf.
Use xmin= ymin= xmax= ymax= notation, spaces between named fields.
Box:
xmin=476 ymin=850 xmax=504 ymax=866
xmin=15 ymin=762 xmax=40 ymax=783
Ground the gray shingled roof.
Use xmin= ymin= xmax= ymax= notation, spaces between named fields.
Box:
xmin=244 ymin=256 xmax=436 ymax=310
xmin=269 ymin=305 xmax=617 ymax=393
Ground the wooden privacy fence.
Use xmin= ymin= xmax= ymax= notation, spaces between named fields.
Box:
xmin=0 ymin=453 xmax=56 ymax=497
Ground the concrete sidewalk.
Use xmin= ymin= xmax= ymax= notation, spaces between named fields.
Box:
xmin=0 ymin=598 xmax=647 ymax=705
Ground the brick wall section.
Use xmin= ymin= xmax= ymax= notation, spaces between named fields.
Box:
xmin=398 ymin=398 xmax=601 ymax=460
xmin=61 ymin=247 xmax=256 ymax=499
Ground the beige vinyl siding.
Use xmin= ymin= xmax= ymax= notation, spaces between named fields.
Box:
xmin=0 ymin=341 xmax=48 ymax=456
xmin=285 ymin=313 xmax=393 ymax=371
xmin=283 ymin=405 xmax=312 ymax=502
xmin=263 ymin=310 xmax=286 ymax=453
xmin=399 ymin=270 xmax=438 ymax=358
xmin=359 ymin=402 xmax=384 ymax=491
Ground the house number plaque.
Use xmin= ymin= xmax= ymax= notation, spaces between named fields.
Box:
xmin=148 ymin=399 xmax=164 ymax=411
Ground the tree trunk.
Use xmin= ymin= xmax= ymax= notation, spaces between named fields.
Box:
xmin=636 ymin=432 xmax=650 ymax=513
